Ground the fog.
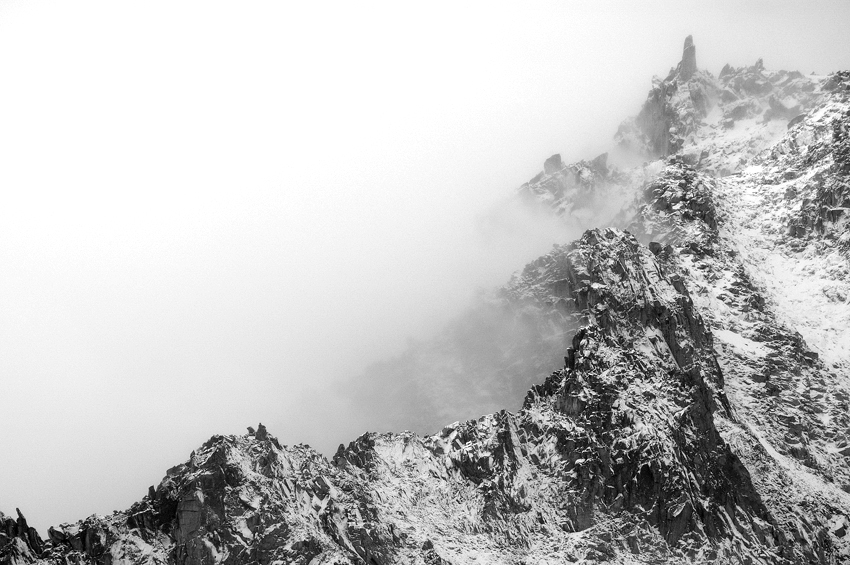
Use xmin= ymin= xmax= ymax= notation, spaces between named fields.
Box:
xmin=2 ymin=0 xmax=850 ymax=532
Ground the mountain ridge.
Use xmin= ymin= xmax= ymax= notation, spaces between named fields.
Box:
xmin=4 ymin=38 xmax=850 ymax=564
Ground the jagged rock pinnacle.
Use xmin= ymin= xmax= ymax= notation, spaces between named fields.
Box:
xmin=679 ymin=35 xmax=697 ymax=81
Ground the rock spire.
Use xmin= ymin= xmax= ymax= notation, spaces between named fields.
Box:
xmin=679 ymin=35 xmax=697 ymax=81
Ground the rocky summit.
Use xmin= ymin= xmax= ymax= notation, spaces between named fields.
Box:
xmin=4 ymin=38 xmax=850 ymax=564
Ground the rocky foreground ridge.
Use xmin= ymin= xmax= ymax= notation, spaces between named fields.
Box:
xmin=4 ymin=38 xmax=850 ymax=564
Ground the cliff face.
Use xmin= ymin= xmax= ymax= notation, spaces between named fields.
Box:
xmin=515 ymin=41 xmax=850 ymax=562
xmin=4 ymin=39 xmax=850 ymax=565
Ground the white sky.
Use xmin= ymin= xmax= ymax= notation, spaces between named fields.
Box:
xmin=1 ymin=0 xmax=849 ymax=532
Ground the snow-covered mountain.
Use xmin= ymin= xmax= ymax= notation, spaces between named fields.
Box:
xmin=4 ymin=37 xmax=850 ymax=564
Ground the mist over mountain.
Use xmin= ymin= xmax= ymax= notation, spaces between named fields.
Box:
xmin=4 ymin=23 xmax=850 ymax=563
xmin=340 ymin=152 xmax=636 ymax=437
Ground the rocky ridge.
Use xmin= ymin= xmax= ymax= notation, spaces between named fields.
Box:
xmin=4 ymin=38 xmax=850 ymax=564
xmin=1 ymin=511 xmax=44 ymax=565
xmin=522 ymin=37 xmax=850 ymax=561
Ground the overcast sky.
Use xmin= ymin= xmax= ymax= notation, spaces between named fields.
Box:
xmin=2 ymin=0 xmax=850 ymax=532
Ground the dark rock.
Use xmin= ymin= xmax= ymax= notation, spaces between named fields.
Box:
xmin=0 ymin=509 xmax=43 ymax=565
xmin=823 ymin=71 xmax=850 ymax=92
xmin=678 ymin=35 xmax=697 ymax=81
xmin=543 ymin=154 xmax=563 ymax=175
xmin=590 ymin=152 xmax=608 ymax=177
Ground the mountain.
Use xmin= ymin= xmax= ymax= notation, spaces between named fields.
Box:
xmin=4 ymin=37 xmax=850 ymax=564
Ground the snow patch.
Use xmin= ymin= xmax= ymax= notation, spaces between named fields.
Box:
xmin=714 ymin=329 xmax=769 ymax=359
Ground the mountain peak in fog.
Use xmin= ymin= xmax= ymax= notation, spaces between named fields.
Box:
xmin=4 ymin=36 xmax=850 ymax=565
xmin=678 ymin=34 xmax=697 ymax=81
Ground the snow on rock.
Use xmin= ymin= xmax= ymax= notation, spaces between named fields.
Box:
xmin=5 ymin=37 xmax=850 ymax=565
xmin=713 ymin=329 xmax=770 ymax=359
xmin=17 ymin=228 xmax=820 ymax=564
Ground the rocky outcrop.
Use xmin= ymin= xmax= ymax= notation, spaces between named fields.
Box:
xmin=519 ymin=49 xmax=850 ymax=559
xmin=616 ymin=37 xmax=824 ymax=171
xmin=623 ymin=158 xmax=850 ymax=562
xmin=615 ymin=37 xmax=718 ymax=160
xmin=542 ymin=153 xmax=562 ymax=175
xmin=616 ymin=76 xmax=680 ymax=157
xmin=678 ymin=35 xmax=697 ymax=82
xmin=758 ymin=71 xmax=850 ymax=246
xmin=518 ymin=150 xmax=630 ymax=222
xmin=0 ymin=510 xmax=44 ymax=565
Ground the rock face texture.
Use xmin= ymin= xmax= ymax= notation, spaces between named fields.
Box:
xmin=5 ymin=37 xmax=850 ymax=564
xmin=615 ymin=37 xmax=823 ymax=167
xmin=0 ymin=511 xmax=44 ymax=565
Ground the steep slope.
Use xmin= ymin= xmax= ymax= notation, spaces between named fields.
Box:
xmin=13 ymin=227 xmax=821 ymax=565
xmin=4 ymin=38 xmax=850 ymax=565
xmin=626 ymin=160 xmax=850 ymax=562
xmin=607 ymin=39 xmax=850 ymax=561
